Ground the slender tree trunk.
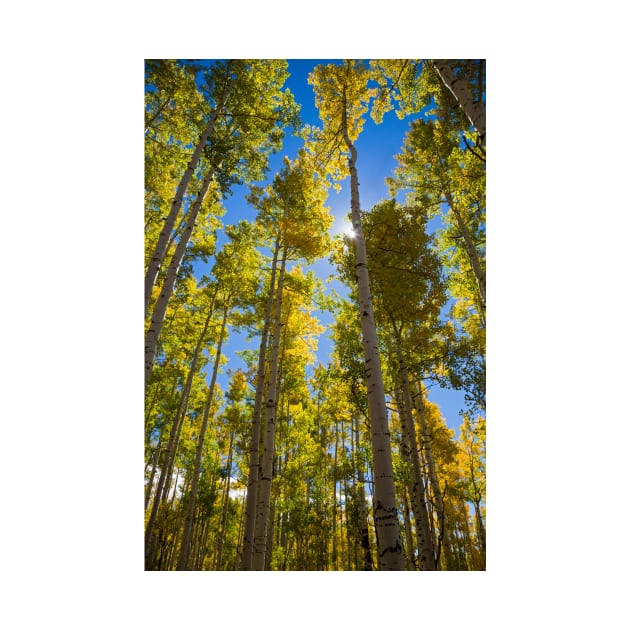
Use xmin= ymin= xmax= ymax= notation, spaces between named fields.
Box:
xmin=340 ymin=421 xmax=352 ymax=571
xmin=234 ymin=493 xmax=246 ymax=570
xmin=349 ymin=415 xmax=359 ymax=570
xmin=189 ymin=508 xmax=203 ymax=569
xmin=341 ymin=86 xmax=404 ymax=571
xmin=177 ymin=305 xmax=229 ymax=570
xmin=264 ymin=493 xmax=276 ymax=570
xmin=450 ymin=520 xmax=466 ymax=570
xmin=461 ymin=504 xmax=476 ymax=570
xmin=154 ymin=527 xmax=168 ymax=570
xmin=241 ymin=237 xmax=281 ymax=570
xmin=282 ymin=530 xmax=291 ymax=571
xmin=164 ymin=467 xmax=179 ymax=507
xmin=443 ymin=187 xmax=486 ymax=308
xmin=145 ymin=78 xmax=233 ymax=315
xmin=197 ymin=517 xmax=212 ymax=570
xmin=437 ymin=495 xmax=458 ymax=570
xmin=402 ymin=488 xmax=416 ymax=570
xmin=273 ymin=510 xmax=284 ymax=548
xmin=473 ymin=499 xmax=486 ymax=569
xmin=430 ymin=59 xmax=485 ymax=145
xmin=215 ymin=429 xmax=235 ymax=570
xmin=251 ymin=253 xmax=287 ymax=570
xmin=357 ymin=470 xmax=373 ymax=571
xmin=332 ymin=414 xmax=339 ymax=570
xmin=353 ymin=415 xmax=374 ymax=571
xmin=145 ymin=165 xmax=218 ymax=389
xmin=169 ymin=506 xmax=185 ymax=569
xmin=469 ymin=445 xmax=486 ymax=563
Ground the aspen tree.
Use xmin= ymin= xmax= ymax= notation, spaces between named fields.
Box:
xmin=251 ymin=253 xmax=287 ymax=570
xmin=309 ymin=60 xmax=403 ymax=569
xmin=429 ymin=60 xmax=486 ymax=145
xmin=240 ymin=237 xmax=280 ymax=570
xmin=214 ymin=428 xmax=234 ymax=570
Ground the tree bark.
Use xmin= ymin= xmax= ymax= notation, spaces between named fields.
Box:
xmin=241 ymin=237 xmax=281 ymax=570
xmin=430 ymin=60 xmax=485 ymax=145
xmin=177 ymin=304 xmax=229 ymax=570
xmin=215 ymin=429 xmax=235 ymax=570
xmin=341 ymin=83 xmax=404 ymax=571
xmin=234 ymin=494 xmax=246 ymax=570
xmin=461 ymin=503 xmax=476 ymax=570
xmin=354 ymin=414 xmax=374 ymax=571
xmin=264 ymin=493 xmax=277 ymax=570
xmin=402 ymin=487 xmax=416 ymax=570
xmin=144 ymin=77 xmax=233 ymax=316
xmin=251 ymin=253 xmax=287 ymax=570
xmin=196 ymin=517 xmax=212 ymax=570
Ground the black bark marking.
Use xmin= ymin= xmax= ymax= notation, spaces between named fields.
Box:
xmin=378 ymin=539 xmax=402 ymax=557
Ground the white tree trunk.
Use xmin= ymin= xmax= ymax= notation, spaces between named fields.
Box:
xmin=430 ymin=60 xmax=485 ymax=145
xmin=341 ymin=93 xmax=404 ymax=571
xmin=251 ymin=253 xmax=287 ymax=570
xmin=215 ymin=429 xmax=235 ymax=570
xmin=354 ymin=415 xmax=374 ymax=570
xmin=241 ymin=237 xmax=280 ymax=570
xmin=402 ymin=488 xmax=416 ymax=570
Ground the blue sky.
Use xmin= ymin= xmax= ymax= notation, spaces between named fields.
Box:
xmin=194 ymin=59 xmax=470 ymax=435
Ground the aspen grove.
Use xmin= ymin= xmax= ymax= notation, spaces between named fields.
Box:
xmin=144 ymin=59 xmax=486 ymax=571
